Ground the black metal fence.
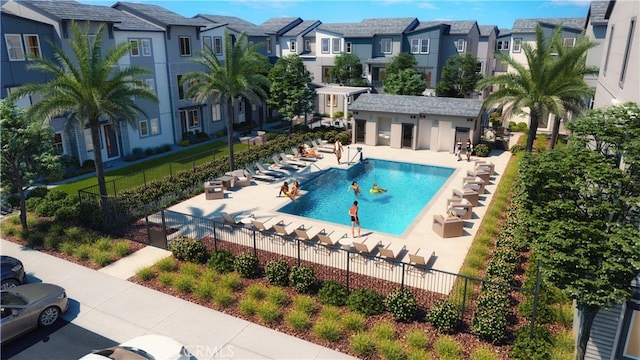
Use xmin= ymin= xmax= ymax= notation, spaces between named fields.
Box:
xmin=141 ymin=208 xmax=536 ymax=328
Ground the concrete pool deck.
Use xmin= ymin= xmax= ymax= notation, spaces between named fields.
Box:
xmin=166 ymin=135 xmax=519 ymax=275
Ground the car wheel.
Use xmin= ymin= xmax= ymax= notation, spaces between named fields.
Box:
xmin=38 ymin=306 xmax=60 ymax=326
xmin=1 ymin=279 xmax=20 ymax=290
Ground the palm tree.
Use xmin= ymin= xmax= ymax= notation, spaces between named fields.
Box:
xmin=477 ymin=25 xmax=598 ymax=152
xmin=182 ymin=30 xmax=270 ymax=171
xmin=9 ymin=21 xmax=158 ymax=220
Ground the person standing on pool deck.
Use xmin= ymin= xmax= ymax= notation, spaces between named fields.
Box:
xmin=465 ymin=138 xmax=473 ymax=162
xmin=334 ymin=139 xmax=343 ymax=164
xmin=349 ymin=200 xmax=360 ymax=238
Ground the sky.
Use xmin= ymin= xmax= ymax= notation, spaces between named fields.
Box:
xmin=77 ymin=0 xmax=593 ymax=30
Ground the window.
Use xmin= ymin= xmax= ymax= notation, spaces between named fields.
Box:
xmin=321 ymin=38 xmax=329 ymax=53
xmin=139 ymin=118 xmax=159 ymax=137
xmin=497 ymin=40 xmax=509 ymax=51
xmin=563 ymin=38 xmax=576 ymax=50
xmin=141 ymin=39 xmax=151 ymax=56
xmin=304 ymin=39 xmax=311 ymax=52
xmin=23 ymin=35 xmax=41 ymax=58
xmin=238 ymin=99 xmax=244 ymax=114
xmin=52 ymin=133 xmax=64 ymax=154
xmin=202 ymin=36 xmax=212 ymax=51
xmin=177 ymin=75 xmax=184 ymax=99
xmin=411 ymin=39 xmax=429 ymax=54
xmin=513 ymin=38 xmax=522 ymax=53
xmin=603 ymin=26 xmax=614 ymax=75
xmin=411 ymin=39 xmax=419 ymax=53
xmin=290 ymin=39 xmax=296 ymax=52
xmin=420 ymin=39 xmax=429 ymax=53
xmin=87 ymin=35 xmax=100 ymax=58
xmin=476 ymin=62 xmax=483 ymax=74
xmin=180 ymin=109 xmax=200 ymax=129
xmin=332 ymin=38 xmax=340 ymax=53
xmin=381 ymin=38 xmax=392 ymax=54
xmin=130 ymin=39 xmax=140 ymax=56
xmin=139 ymin=120 xmax=149 ymax=136
xmin=346 ymin=41 xmax=352 ymax=54
xmin=211 ymin=102 xmax=221 ymax=122
xmin=144 ymin=79 xmax=155 ymax=93
xmin=179 ymin=36 xmax=191 ymax=56
xmin=149 ymin=118 xmax=159 ymax=135
xmin=616 ymin=301 xmax=640 ymax=360
xmin=84 ymin=128 xmax=94 ymax=152
xmin=325 ymin=94 xmax=336 ymax=107
xmin=266 ymin=38 xmax=272 ymax=53
xmin=456 ymin=39 xmax=465 ymax=52
xmin=5 ymin=34 xmax=25 ymax=61
xmin=620 ymin=18 xmax=635 ymax=87
xmin=214 ymin=37 xmax=222 ymax=55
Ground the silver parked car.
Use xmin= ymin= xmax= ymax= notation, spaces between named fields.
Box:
xmin=1 ymin=255 xmax=26 ymax=290
xmin=79 ymin=334 xmax=197 ymax=360
xmin=1 ymin=283 xmax=69 ymax=344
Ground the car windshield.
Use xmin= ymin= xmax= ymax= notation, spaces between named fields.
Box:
xmin=1 ymin=292 xmax=27 ymax=306
xmin=94 ymin=346 xmax=154 ymax=360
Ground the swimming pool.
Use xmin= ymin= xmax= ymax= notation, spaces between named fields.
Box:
xmin=278 ymin=159 xmax=454 ymax=236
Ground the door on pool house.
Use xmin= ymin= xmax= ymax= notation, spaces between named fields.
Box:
xmin=454 ymin=127 xmax=470 ymax=152
xmin=402 ymin=123 xmax=414 ymax=149
xmin=355 ymin=119 xmax=366 ymax=143
xmin=102 ymin=123 xmax=119 ymax=160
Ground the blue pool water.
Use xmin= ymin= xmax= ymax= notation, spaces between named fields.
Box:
xmin=278 ymin=159 xmax=454 ymax=236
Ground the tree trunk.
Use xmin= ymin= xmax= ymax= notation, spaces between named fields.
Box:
xmin=226 ymin=97 xmax=235 ymax=171
xmin=575 ymin=306 xmax=599 ymax=360
xmin=17 ymin=183 xmax=27 ymax=232
xmin=549 ymin=115 xmax=562 ymax=150
xmin=90 ymin=120 xmax=110 ymax=225
xmin=525 ymin=109 xmax=540 ymax=152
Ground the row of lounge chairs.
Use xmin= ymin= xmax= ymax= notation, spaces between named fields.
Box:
xmin=432 ymin=161 xmax=496 ymax=238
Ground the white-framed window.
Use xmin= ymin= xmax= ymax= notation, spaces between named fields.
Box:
xmin=139 ymin=119 xmax=149 ymax=136
xmin=616 ymin=301 xmax=640 ymax=360
xmin=52 ymin=132 xmax=64 ymax=154
xmin=5 ymin=34 xmax=25 ymax=61
xmin=290 ymin=39 xmax=296 ymax=52
xmin=332 ymin=38 xmax=340 ymax=53
xmin=202 ymin=36 xmax=212 ymax=50
xmin=83 ymin=128 xmax=94 ymax=152
xmin=141 ymin=39 xmax=151 ymax=56
xmin=180 ymin=109 xmax=200 ymax=129
xmin=476 ymin=62 xmax=483 ymax=74
xmin=211 ymin=102 xmax=221 ymax=122
xmin=603 ymin=26 xmax=614 ymax=75
xmin=381 ymin=38 xmax=392 ymax=54
xmin=497 ymin=40 xmax=509 ymax=50
xmin=266 ymin=38 xmax=272 ymax=53
xmin=144 ymin=79 xmax=155 ymax=93
xmin=214 ymin=37 xmax=222 ymax=55
xmin=150 ymin=118 xmax=159 ymax=135
xmin=619 ymin=18 xmax=636 ymax=87
xmin=140 ymin=118 xmax=160 ymax=137
xmin=179 ymin=36 xmax=191 ymax=56
xmin=304 ymin=39 xmax=311 ymax=52
xmin=238 ymin=99 xmax=244 ymax=114
xmin=563 ymin=38 xmax=576 ymax=50
xmin=321 ymin=38 xmax=329 ymax=53
xmin=325 ymin=94 xmax=337 ymax=107
xmin=411 ymin=39 xmax=420 ymax=53
xmin=513 ymin=38 xmax=522 ymax=53
xmin=456 ymin=38 xmax=466 ymax=52
xmin=421 ymin=39 xmax=429 ymax=53
xmin=23 ymin=34 xmax=41 ymax=58
xmin=411 ymin=38 xmax=429 ymax=54
xmin=130 ymin=39 xmax=140 ymax=56
xmin=346 ymin=41 xmax=352 ymax=54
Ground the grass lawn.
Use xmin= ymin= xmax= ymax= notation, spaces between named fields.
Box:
xmin=57 ymin=140 xmax=249 ymax=195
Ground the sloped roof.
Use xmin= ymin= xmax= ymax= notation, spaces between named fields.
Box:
xmin=587 ymin=1 xmax=610 ymax=26
xmin=195 ymin=14 xmax=266 ymax=37
xmin=281 ymin=19 xmax=320 ymax=37
xmin=512 ymin=17 xmax=586 ymax=32
xmin=113 ymin=2 xmax=208 ymax=27
xmin=410 ymin=21 xmax=445 ymax=32
xmin=478 ymin=25 xmax=498 ymax=37
xmin=316 ymin=17 xmax=417 ymax=38
xmin=20 ymin=0 xmax=122 ymax=23
xmin=447 ymin=20 xmax=477 ymax=35
xmin=260 ymin=17 xmax=300 ymax=33
xmin=350 ymin=94 xmax=484 ymax=118
xmin=115 ymin=11 xmax=164 ymax=32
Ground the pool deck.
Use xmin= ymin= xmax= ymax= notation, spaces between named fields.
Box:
xmin=167 ymin=135 xmax=519 ymax=275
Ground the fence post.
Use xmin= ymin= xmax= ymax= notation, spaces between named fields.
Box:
xmin=213 ymin=222 xmax=217 ymax=252
xmin=346 ymin=251 xmax=350 ymax=291
xmin=461 ymin=277 xmax=468 ymax=320
xmin=143 ymin=171 xmax=147 ymax=190
xmin=252 ymin=230 xmax=257 ymax=258
xmin=297 ymin=240 xmax=301 ymax=266
xmin=530 ymin=259 xmax=542 ymax=336
xmin=169 ymin=162 xmax=173 ymax=179
xmin=160 ymin=209 xmax=167 ymax=248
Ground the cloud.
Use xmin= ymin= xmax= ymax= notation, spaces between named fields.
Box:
xmin=549 ymin=0 xmax=591 ymax=7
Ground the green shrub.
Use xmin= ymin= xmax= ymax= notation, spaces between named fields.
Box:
xmin=320 ymin=305 xmax=342 ymax=320
xmin=510 ymin=325 xmax=552 ymax=360
xmin=264 ymin=259 xmax=290 ymax=286
xmin=427 ymin=299 xmax=460 ymax=334
xmin=112 ymin=241 xmax=131 ymax=257
xmin=90 ymin=250 xmax=113 ymax=267
xmin=168 ymin=237 xmax=208 ymax=263
xmin=43 ymin=234 xmax=62 ymax=250
xmin=474 ymin=143 xmax=491 ymax=157
xmin=318 ymin=280 xmax=349 ymax=306
xmin=174 ymin=274 xmax=195 ymax=293
xmin=385 ymin=287 xmax=418 ymax=322
xmin=64 ymin=226 xmax=84 ymax=242
xmin=377 ymin=339 xmax=407 ymax=360
xmin=245 ymin=283 xmax=267 ymax=300
xmin=256 ymin=302 xmax=282 ymax=324
xmin=73 ymin=244 xmax=92 ymax=260
xmin=60 ymin=242 xmax=76 ymax=256
xmin=471 ymin=346 xmax=499 ymax=360
xmin=284 ymin=310 xmax=312 ymax=331
xmin=206 ymin=250 xmax=235 ymax=274
xmin=180 ymin=262 xmax=202 ymax=278
xmin=94 ymin=237 xmax=112 ymax=251
xmin=341 ymin=313 xmax=366 ymax=332
xmin=54 ymin=202 xmax=77 ymax=222
xmin=373 ymin=321 xmax=396 ymax=341
xmin=158 ymin=272 xmax=174 ymax=287
xmin=234 ymin=253 xmax=259 ymax=278
xmin=313 ymin=319 xmax=342 ymax=342
xmin=212 ymin=288 xmax=235 ymax=308
xmin=350 ymin=332 xmax=376 ymax=357
xmin=136 ymin=267 xmax=155 ymax=281
xmin=516 ymin=122 xmax=528 ymax=132
xmin=292 ymin=295 xmax=317 ymax=314
xmin=238 ymin=298 xmax=259 ymax=316
xmin=433 ymin=336 xmax=462 ymax=360
xmin=265 ymin=286 xmax=289 ymax=306
xmin=219 ymin=272 xmax=243 ymax=291
xmin=472 ymin=290 xmax=509 ymax=344
xmin=407 ymin=348 xmax=431 ymax=360
xmin=406 ymin=329 xmax=429 ymax=349
xmin=347 ymin=289 xmax=385 ymax=316
xmin=156 ymin=257 xmax=178 ymax=272
xmin=289 ymin=265 xmax=317 ymax=293
xmin=26 ymin=232 xmax=45 ymax=247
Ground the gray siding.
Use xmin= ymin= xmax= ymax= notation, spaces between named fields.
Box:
xmin=583 ymin=305 xmax=622 ymax=360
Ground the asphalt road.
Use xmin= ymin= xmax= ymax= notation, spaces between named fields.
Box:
xmin=1 ymin=318 xmax=117 ymax=359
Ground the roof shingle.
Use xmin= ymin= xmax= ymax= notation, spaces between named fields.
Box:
xmin=350 ymin=94 xmax=484 ymax=118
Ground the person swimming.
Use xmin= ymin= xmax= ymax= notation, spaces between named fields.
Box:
xmin=369 ymin=182 xmax=387 ymax=194
xmin=348 ymin=181 xmax=361 ymax=195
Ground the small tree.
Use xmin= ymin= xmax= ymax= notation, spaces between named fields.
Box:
xmin=268 ymin=54 xmax=316 ymax=129
xmin=329 ymin=53 xmax=367 ymax=86
xmin=0 ymin=99 xmax=62 ymax=231
xmin=383 ymin=53 xmax=426 ymax=95
xmin=435 ymin=53 xmax=483 ymax=98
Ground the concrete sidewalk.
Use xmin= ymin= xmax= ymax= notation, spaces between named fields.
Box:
xmin=1 ymin=239 xmax=354 ymax=360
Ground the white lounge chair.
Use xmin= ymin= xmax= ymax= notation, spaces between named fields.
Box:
xmin=379 ymin=242 xmax=406 ymax=260
xmin=409 ymin=248 xmax=435 ymax=267
xmin=317 ymin=231 xmax=347 ymax=248
xmin=294 ymin=225 xmax=323 ymax=243
xmin=291 ymin=147 xmax=317 ymax=162
xmin=272 ymin=221 xmax=302 ymax=237
xmin=251 ymin=218 xmax=277 ymax=232
xmin=311 ymin=139 xmax=335 ymax=153
xmin=255 ymin=162 xmax=285 ymax=178
xmin=353 ymin=237 xmax=381 ymax=255
xmin=271 ymin=155 xmax=300 ymax=171
xmin=279 ymin=153 xmax=308 ymax=168
xmin=245 ymin=166 xmax=276 ymax=182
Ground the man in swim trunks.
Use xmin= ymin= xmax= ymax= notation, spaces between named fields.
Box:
xmin=349 ymin=200 xmax=360 ymax=238
xmin=278 ymin=181 xmax=289 ymax=197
